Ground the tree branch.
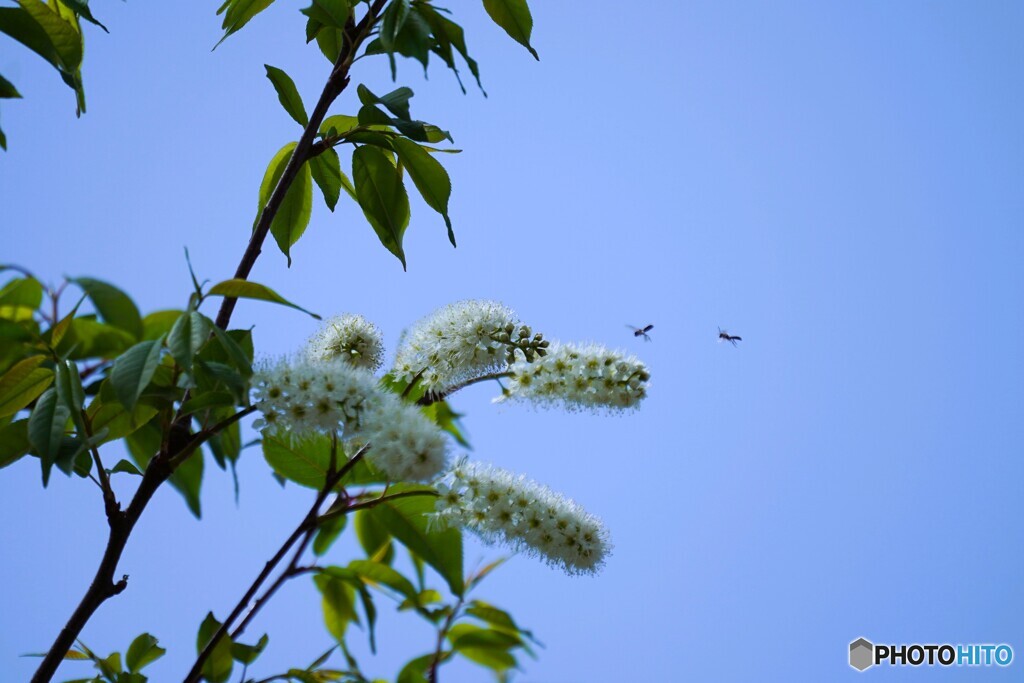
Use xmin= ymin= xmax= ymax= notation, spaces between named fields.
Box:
xmin=213 ymin=0 xmax=388 ymax=331
xmin=32 ymin=4 xmax=390 ymax=681
xmin=184 ymin=445 xmax=368 ymax=683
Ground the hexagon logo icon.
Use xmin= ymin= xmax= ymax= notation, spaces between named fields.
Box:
xmin=850 ymin=638 xmax=874 ymax=671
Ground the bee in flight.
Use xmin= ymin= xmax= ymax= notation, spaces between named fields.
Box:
xmin=627 ymin=324 xmax=654 ymax=342
xmin=718 ymin=327 xmax=742 ymax=346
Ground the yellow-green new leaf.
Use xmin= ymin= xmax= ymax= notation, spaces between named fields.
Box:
xmin=0 ymin=355 xmax=52 ymax=417
xmin=256 ymin=142 xmax=313 ymax=266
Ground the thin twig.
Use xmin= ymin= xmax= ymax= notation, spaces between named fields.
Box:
xmin=417 ymin=372 xmax=512 ymax=405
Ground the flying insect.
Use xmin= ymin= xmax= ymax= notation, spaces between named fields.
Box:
xmin=627 ymin=324 xmax=654 ymax=342
xmin=718 ymin=328 xmax=742 ymax=346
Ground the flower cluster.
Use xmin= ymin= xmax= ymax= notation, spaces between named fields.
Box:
xmin=360 ymin=401 xmax=450 ymax=482
xmin=392 ymin=300 xmax=540 ymax=393
xmin=251 ymin=358 xmax=448 ymax=481
xmin=433 ymin=460 xmax=611 ymax=575
xmin=304 ymin=314 xmax=384 ymax=370
xmin=251 ymin=358 xmax=383 ymax=435
xmin=501 ymin=342 xmax=649 ymax=411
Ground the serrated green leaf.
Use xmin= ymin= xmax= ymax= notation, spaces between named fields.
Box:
xmin=110 ymin=458 xmax=142 ymax=476
xmin=264 ymin=64 xmax=308 ymax=127
xmin=109 ymin=338 xmax=163 ymax=411
xmin=206 ymin=279 xmax=320 ymax=319
xmin=352 ymin=145 xmax=411 ymax=269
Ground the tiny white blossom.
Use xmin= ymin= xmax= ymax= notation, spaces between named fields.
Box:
xmin=251 ymin=357 xmax=449 ymax=482
xmin=433 ymin=460 xmax=611 ymax=575
xmin=361 ymin=400 xmax=449 ymax=482
xmin=251 ymin=357 xmax=382 ymax=436
xmin=305 ymin=314 xmax=385 ymax=370
xmin=501 ymin=342 xmax=649 ymax=411
xmin=391 ymin=300 xmax=526 ymax=392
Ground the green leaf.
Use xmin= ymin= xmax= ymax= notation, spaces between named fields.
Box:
xmin=482 ymin=0 xmax=538 ymax=60
xmin=262 ymin=432 xmax=335 ymax=489
xmin=110 ymin=459 xmax=142 ymax=476
xmin=56 ymin=0 xmax=108 ymax=32
xmin=309 ymin=148 xmax=354 ymax=211
xmin=13 ymin=0 xmax=83 ymax=69
xmin=352 ymin=145 xmax=411 ymax=269
xmin=109 ymin=338 xmax=164 ymax=411
xmin=0 ymin=355 xmax=53 ymax=417
xmin=254 ymin=143 xmax=314 ymax=266
xmin=167 ymin=310 xmax=211 ymax=374
xmin=354 ymin=508 xmax=394 ymax=563
xmin=71 ymin=277 xmax=143 ymax=340
xmin=231 ymin=634 xmax=269 ymax=665
xmin=348 ymin=559 xmax=417 ymax=601
xmin=55 ymin=318 xmax=136 ymax=360
xmin=418 ymin=6 xmax=484 ymax=94
xmin=28 ymin=387 xmax=69 ymax=485
xmin=364 ymin=486 xmax=463 ymax=596
xmin=0 ymin=276 xmax=43 ymax=309
xmin=379 ymin=0 xmax=410 ymax=53
xmin=215 ymin=0 xmax=274 ymax=46
xmin=357 ymin=84 xmax=413 ymax=121
xmin=313 ymin=513 xmax=348 ymax=556
xmin=397 ymin=654 xmax=433 ymax=683
xmin=391 ymin=137 xmax=455 ymax=246
xmin=319 ymin=114 xmax=359 ymax=137
xmin=142 ymin=309 xmax=184 ymax=340
xmin=314 ymin=573 xmax=359 ymax=642
xmin=0 ymin=7 xmax=62 ymax=70
xmin=206 ymin=279 xmax=320 ymax=319
xmin=197 ymin=613 xmax=234 ymax=683
xmin=300 ymin=0 xmax=352 ymax=29
xmin=0 ymin=419 xmax=31 ymax=469
xmin=209 ymin=326 xmax=253 ymax=377
xmin=179 ymin=391 xmax=236 ymax=417
xmin=264 ymin=65 xmax=308 ymax=127
xmin=125 ymin=633 xmax=165 ymax=673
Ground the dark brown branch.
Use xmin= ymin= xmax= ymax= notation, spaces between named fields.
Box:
xmin=427 ymin=595 xmax=465 ymax=683
xmin=33 ymin=4 xmax=390 ymax=682
xmin=30 ymin=408 xmax=251 ymax=683
xmin=213 ymin=0 xmax=387 ymax=331
xmin=184 ymin=446 xmax=368 ymax=683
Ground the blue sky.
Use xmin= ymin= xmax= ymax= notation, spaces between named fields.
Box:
xmin=2 ymin=1 xmax=1024 ymax=680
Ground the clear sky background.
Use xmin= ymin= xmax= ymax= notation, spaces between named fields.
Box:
xmin=3 ymin=1 xmax=1024 ymax=680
